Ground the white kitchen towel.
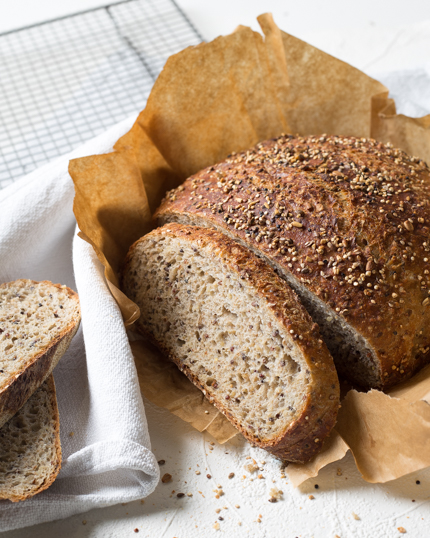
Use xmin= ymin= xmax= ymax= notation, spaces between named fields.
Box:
xmin=0 ymin=115 xmax=160 ymax=532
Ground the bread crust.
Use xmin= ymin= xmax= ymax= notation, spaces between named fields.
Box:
xmin=155 ymin=134 xmax=430 ymax=389
xmin=122 ymin=223 xmax=339 ymax=463
xmin=0 ymin=280 xmax=80 ymax=428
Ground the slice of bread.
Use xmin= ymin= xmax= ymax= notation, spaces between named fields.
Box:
xmin=0 ymin=375 xmax=61 ymax=502
xmin=0 ymin=280 xmax=80 ymax=429
xmin=122 ymin=223 xmax=339 ymax=463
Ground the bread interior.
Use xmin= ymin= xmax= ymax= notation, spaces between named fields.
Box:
xmin=126 ymin=234 xmax=312 ymax=442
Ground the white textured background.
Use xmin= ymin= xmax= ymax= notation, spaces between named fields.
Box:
xmin=1 ymin=1 xmax=430 ymax=537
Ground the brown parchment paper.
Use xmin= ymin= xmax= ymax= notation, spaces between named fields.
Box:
xmin=69 ymin=13 xmax=430 ymax=486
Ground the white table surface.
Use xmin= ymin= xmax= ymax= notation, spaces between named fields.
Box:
xmin=1 ymin=1 xmax=430 ymax=537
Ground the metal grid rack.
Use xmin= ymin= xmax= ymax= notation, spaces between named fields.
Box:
xmin=0 ymin=0 xmax=203 ymax=189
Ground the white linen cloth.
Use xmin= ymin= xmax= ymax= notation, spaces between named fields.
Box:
xmin=0 ymin=115 xmax=160 ymax=532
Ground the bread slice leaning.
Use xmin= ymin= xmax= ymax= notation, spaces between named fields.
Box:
xmin=0 ymin=280 xmax=80 ymax=429
xmin=0 ymin=375 xmax=61 ymax=502
xmin=122 ymin=224 xmax=339 ymax=463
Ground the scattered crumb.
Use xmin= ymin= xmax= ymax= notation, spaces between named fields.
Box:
xmin=176 ymin=493 xmax=185 ymax=498
xmin=161 ymin=474 xmax=172 ymax=483
xmin=337 ymin=468 xmax=342 ymax=476
xmin=213 ymin=522 xmax=220 ymax=530
xmin=215 ymin=509 xmax=221 ymax=514
xmin=314 ymin=484 xmax=319 ymax=489
xmin=398 ymin=527 xmax=406 ymax=534
xmin=218 ymin=516 xmax=224 ymax=521
xmin=210 ymin=442 xmax=215 ymax=446
xmin=280 ymin=473 xmax=286 ymax=479
xmin=235 ymin=505 xmax=240 ymax=509
xmin=228 ymin=472 xmax=235 ymax=479
xmin=334 ymin=535 xmax=341 ymax=538
xmin=214 ymin=488 xmax=224 ymax=498
xmin=244 ymin=463 xmax=259 ymax=473
xmin=82 ymin=521 xmax=87 ymax=525
xmin=308 ymin=495 xmax=315 ymax=500
xmin=258 ymin=474 xmax=264 ymax=479
xmin=269 ymin=488 xmax=283 ymax=501
xmin=238 ymin=522 xmax=242 ymax=526
xmin=352 ymin=512 xmax=360 ymax=521
xmin=69 ymin=432 xmax=74 ymax=437
xmin=246 ymin=456 xmax=251 ymax=460
xmin=207 ymin=474 xmax=212 ymax=479
xmin=140 ymin=500 xmax=145 ymax=504
xmin=187 ymin=493 xmax=193 ymax=497
xmin=205 ymin=410 xmax=209 ymax=414
xmin=416 ymin=480 xmax=421 ymax=485
xmin=157 ymin=460 xmax=165 ymax=465
xmin=196 ymin=471 xmax=201 ymax=475
xmin=134 ymin=529 xmax=139 ymax=533
xmin=268 ymin=497 xmax=277 ymax=503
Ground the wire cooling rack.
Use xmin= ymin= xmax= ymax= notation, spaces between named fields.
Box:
xmin=0 ymin=0 xmax=203 ymax=189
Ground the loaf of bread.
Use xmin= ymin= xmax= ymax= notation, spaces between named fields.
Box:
xmin=0 ymin=375 xmax=61 ymax=502
xmin=155 ymin=134 xmax=430 ymax=390
xmin=0 ymin=280 xmax=80 ymax=428
xmin=122 ymin=223 xmax=339 ymax=463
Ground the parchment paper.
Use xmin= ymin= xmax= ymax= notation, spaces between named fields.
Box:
xmin=69 ymin=13 xmax=430 ymax=486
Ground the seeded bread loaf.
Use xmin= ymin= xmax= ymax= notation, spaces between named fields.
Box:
xmin=0 ymin=280 xmax=80 ymax=428
xmin=0 ymin=375 xmax=61 ymax=502
xmin=155 ymin=134 xmax=430 ymax=390
xmin=122 ymin=223 xmax=339 ymax=463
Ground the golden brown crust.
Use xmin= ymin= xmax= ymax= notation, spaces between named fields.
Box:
xmin=122 ymin=223 xmax=339 ymax=463
xmin=155 ymin=134 xmax=430 ymax=389
xmin=0 ymin=280 xmax=80 ymax=428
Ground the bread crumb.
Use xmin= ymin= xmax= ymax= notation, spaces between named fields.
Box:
xmin=269 ymin=488 xmax=283 ymax=500
xmin=398 ymin=527 xmax=406 ymax=534
xmin=134 ymin=529 xmax=139 ymax=533
xmin=157 ymin=460 xmax=165 ymax=465
xmin=238 ymin=522 xmax=242 ymax=526
xmin=140 ymin=500 xmax=145 ymax=504
xmin=280 ymin=473 xmax=286 ymax=479
xmin=205 ymin=410 xmax=209 ymax=414
xmin=215 ymin=509 xmax=221 ymax=514
xmin=161 ymin=473 xmax=172 ymax=483
xmin=337 ymin=468 xmax=342 ymax=476
xmin=308 ymin=495 xmax=315 ymax=500
xmin=352 ymin=512 xmax=360 ymax=521
xmin=245 ymin=463 xmax=259 ymax=473
xmin=213 ymin=522 xmax=220 ymax=530
xmin=195 ymin=471 xmax=201 ymax=475
xmin=228 ymin=472 xmax=235 ymax=479
xmin=82 ymin=521 xmax=87 ymax=525
xmin=258 ymin=474 xmax=264 ymax=479
xmin=187 ymin=493 xmax=193 ymax=497
xmin=235 ymin=505 xmax=240 ymax=509
xmin=207 ymin=474 xmax=212 ymax=479
xmin=69 ymin=432 xmax=74 ymax=437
